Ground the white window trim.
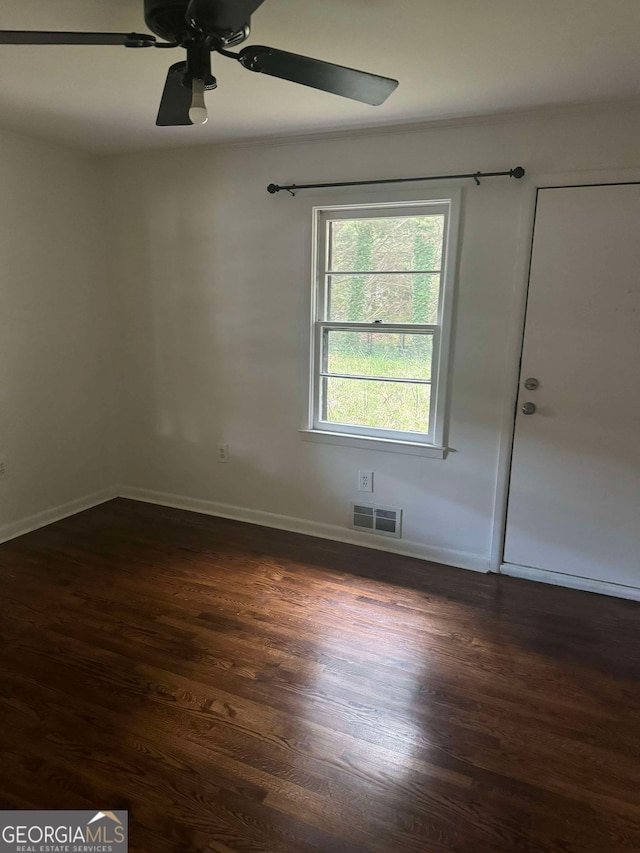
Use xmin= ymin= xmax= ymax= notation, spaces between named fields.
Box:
xmin=298 ymin=428 xmax=448 ymax=458
xmin=303 ymin=190 xmax=461 ymax=456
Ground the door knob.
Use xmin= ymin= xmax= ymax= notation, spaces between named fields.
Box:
xmin=521 ymin=402 xmax=536 ymax=415
xmin=524 ymin=377 xmax=539 ymax=390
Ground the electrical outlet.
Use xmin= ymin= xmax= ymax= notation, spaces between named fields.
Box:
xmin=216 ymin=443 xmax=229 ymax=463
xmin=358 ymin=470 xmax=373 ymax=492
xmin=0 ymin=456 xmax=7 ymax=480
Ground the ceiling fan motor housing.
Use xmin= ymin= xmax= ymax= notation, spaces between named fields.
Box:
xmin=144 ymin=0 xmax=191 ymax=43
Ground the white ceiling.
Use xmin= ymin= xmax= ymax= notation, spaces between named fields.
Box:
xmin=0 ymin=0 xmax=639 ymax=154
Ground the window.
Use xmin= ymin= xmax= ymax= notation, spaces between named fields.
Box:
xmin=307 ymin=196 xmax=459 ymax=454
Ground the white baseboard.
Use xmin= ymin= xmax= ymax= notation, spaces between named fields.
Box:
xmin=0 ymin=487 xmax=119 ymax=546
xmin=120 ymin=486 xmax=491 ymax=573
xmin=5 ymin=487 xmax=638 ymax=603
xmin=500 ymin=562 xmax=640 ymax=602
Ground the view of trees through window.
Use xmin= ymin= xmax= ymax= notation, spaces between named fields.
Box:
xmin=328 ymin=214 xmax=444 ymax=322
xmin=320 ymin=212 xmax=445 ymax=434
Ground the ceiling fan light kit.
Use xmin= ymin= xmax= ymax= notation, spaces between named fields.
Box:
xmin=0 ymin=0 xmax=399 ymax=127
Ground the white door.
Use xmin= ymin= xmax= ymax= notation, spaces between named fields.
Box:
xmin=503 ymin=183 xmax=640 ymax=590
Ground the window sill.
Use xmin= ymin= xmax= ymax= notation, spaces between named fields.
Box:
xmin=299 ymin=429 xmax=447 ymax=458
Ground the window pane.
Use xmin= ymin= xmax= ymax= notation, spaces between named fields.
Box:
xmin=328 ymin=273 xmax=440 ymax=323
xmin=324 ymin=378 xmax=431 ymax=433
xmin=325 ymin=331 xmax=432 ymax=380
xmin=328 ymin=215 xmax=444 ymax=272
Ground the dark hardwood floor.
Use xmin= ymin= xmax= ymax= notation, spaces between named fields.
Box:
xmin=0 ymin=498 xmax=639 ymax=852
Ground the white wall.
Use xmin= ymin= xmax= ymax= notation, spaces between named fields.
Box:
xmin=1 ymin=102 xmax=637 ymax=575
xmin=104 ymin=103 xmax=640 ymax=571
xmin=0 ymin=129 xmax=116 ymax=540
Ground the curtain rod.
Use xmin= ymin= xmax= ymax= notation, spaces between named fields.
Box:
xmin=267 ymin=166 xmax=525 ymax=195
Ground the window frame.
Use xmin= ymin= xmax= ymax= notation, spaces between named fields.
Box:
xmin=307 ymin=193 xmax=461 ymax=453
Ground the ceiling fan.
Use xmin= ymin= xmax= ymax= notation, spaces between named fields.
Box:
xmin=0 ymin=0 xmax=399 ymax=126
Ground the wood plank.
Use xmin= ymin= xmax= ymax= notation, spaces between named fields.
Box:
xmin=0 ymin=498 xmax=639 ymax=852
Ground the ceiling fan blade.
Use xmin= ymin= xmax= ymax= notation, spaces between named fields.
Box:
xmin=186 ymin=0 xmax=267 ymax=35
xmin=237 ymin=46 xmax=398 ymax=106
xmin=0 ymin=31 xmax=155 ymax=46
xmin=157 ymin=62 xmax=193 ymax=126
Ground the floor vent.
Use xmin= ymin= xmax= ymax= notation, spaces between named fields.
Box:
xmin=351 ymin=503 xmax=402 ymax=538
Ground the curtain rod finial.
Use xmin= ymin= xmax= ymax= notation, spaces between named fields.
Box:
xmin=267 ymin=183 xmax=280 ymax=194
xmin=511 ymin=166 xmax=525 ymax=179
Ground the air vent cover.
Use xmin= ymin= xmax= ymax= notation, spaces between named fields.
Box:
xmin=351 ymin=503 xmax=402 ymax=538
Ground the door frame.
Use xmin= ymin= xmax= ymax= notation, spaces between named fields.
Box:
xmin=489 ymin=167 xmax=640 ymax=592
